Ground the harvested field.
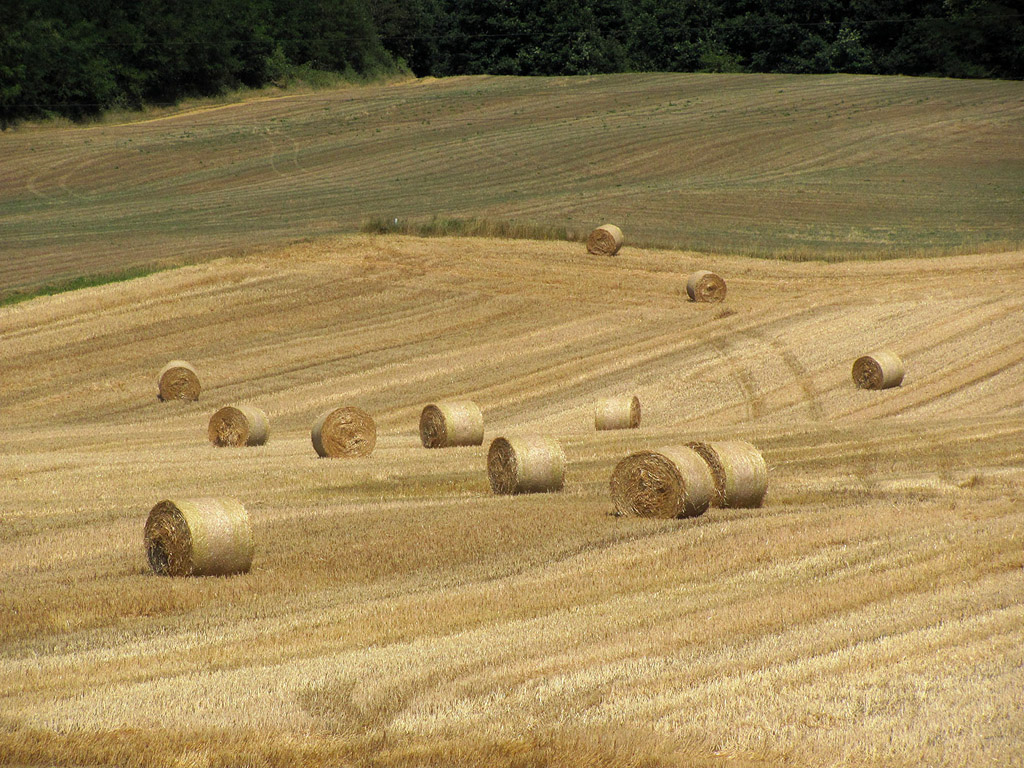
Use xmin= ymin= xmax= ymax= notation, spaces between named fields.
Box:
xmin=2 ymin=73 xmax=1024 ymax=297
xmin=1 ymin=235 xmax=1022 ymax=767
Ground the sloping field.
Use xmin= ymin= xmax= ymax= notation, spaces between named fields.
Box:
xmin=1 ymin=236 xmax=1022 ymax=767
xmin=2 ymin=72 xmax=1023 ymax=296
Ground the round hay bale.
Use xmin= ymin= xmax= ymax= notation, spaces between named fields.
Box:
xmin=686 ymin=270 xmax=727 ymax=303
xmin=852 ymin=350 xmax=904 ymax=390
xmin=595 ymin=396 xmax=641 ymax=431
xmin=420 ymin=401 xmax=484 ymax=448
xmin=587 ymin=224 xmax=624 ymax=256
xmin=687 ymin=440 xmax=768 ymax=508
xmin=487 ymin=435 xmax=565 ymax=494
xmin=144 ymin=498 xmax=254 ymax=577
xmin=609 ymin=446 xmax=713 ymax=518
xmin=157 ymin=360 xmax=201 ymax=401
xmin=311 ymin=406 xmax=376 ymax=458
xmin=208 ymin=405 xmax=269 ymax=447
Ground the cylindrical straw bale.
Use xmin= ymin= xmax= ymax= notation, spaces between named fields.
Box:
xmin=157 ymin=360 xmax=201 ymax=401
xmin=609 ymin=446 xmax=713 ymax=518
xmin=686 ymin=270 xmax=727 ymax=303
xmin=311 ymin=406 xmax=376 ymax=458
xmin=420 ymin=401 xmax=484 ymax=448
xmin=687 ymin=440 xmax=768 ymax=508
xmin=852 ymin=350 xmax=904 ymax=390
xmin=587 ymin=224 xmax=624 ymax=256
xmin=595 ymin=396 xmax=641 ymax=431
xmin=487 ymin=435 xmax=565 ymax=494
xmin=144 ymin=498 xmax=254 ymax=577
xmin=208 ymin=405 xmax=269 ymax=447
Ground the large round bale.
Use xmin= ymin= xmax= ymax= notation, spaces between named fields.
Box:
xmin=420 ymin=401 xmax=484 ymax=448
xmin=609 ymin=446 xmax=713 ymax=518
xmin=686 ymin=270 xmax=727 ymax=303
xmin=852 ymin=350 xmax=905 ymax=390
xmin=157 ymin=360 xmax=201 ymax=401
xmin=595 ymin=396 xmax=641 ymax=431
xmin=144 ymin=498 xmax=254 ymax=577
xmin=587 ymin=224 xmax=624 ymax=256
xmin=487 ymin=435 xmax=565 ymax=494
xmin=311 ymin=406 xmax=376 ymax=458
xmin=208 ymin=405 xmax=269 ymax=447
xmin=687 ymin=440 xmax=768 ymax=508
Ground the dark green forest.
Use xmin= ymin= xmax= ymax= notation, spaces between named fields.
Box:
xmin=2 ymin=0 xmax=1021 ymax=127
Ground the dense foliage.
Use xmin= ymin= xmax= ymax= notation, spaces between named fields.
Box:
xmin=2 ymin=0 xmax=1021 ymax=126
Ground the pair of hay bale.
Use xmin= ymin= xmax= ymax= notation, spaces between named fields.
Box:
xmin=853 ymin=350 xmax=904 ymax=390
xmin=610 ymin=440 xmax=767 ymax=518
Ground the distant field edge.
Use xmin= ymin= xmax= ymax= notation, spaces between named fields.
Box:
xmin=0 ymin=265 xmax=166 ymax=307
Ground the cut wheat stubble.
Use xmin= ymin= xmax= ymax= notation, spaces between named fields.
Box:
xmin=595 ymin=396 xmax=641 ymax=430
xmin=853 ymin=350 xmax=905 ymax=390
xmin=687 ymin=440 xmax=768 ymax=508
xmin=609 ymin=446 xmax=714 ymax=518
xmin=208 ymin=405 xmax=269 ymax=447
xmin=587 ymin=224 xmax=624 ymax=256
xmin=311 ymin=406 xmax=377 ymax=458
xmin=686 ymin=270 xmax=727 ymax=303
xmin=420 ymin=401 xmax=485 ymax=448
xmin=144 ymin=498 xmax=254 ymax=577
xmin=487 ymin=435 xmax=565 ymax=494
xmin=157 ymin=360 xmax=201 ymax=401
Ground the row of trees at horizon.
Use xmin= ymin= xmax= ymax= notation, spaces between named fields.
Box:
xmin=2 ymin=0 xmax=1021 ymax=127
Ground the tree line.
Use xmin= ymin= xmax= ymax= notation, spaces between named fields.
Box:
xmin=2 ymin=0 xmax=1021 ymax=127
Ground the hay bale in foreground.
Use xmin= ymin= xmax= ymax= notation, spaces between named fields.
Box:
xmin=686 ymin=270 xmax=727 ymax=303
xmin=208 ymin=405 xmax=269 ymax=447
xmin=609 ymin=446 xmax=713 ymax=518
xmin=687 ymin=440 xmax=767 ymax=508
xmin=595 ymin=396 xmax=641 ymax=431
xmin=312 ymin=406 xmax=376 ymax=457
xmin=487 ymin=435 xmax=565 ymax=494
xmin=587 ymin=224 xmax=624 ymax=256
xmin=852 ymin=350 xmax=904 ymax=390
xmin=157 ymin=360 xmax=201 ymax=401
xmin=420 ymin=401 xmax=484 ymax=448
xmin=144 ymin=498 xmax=253 ymax=577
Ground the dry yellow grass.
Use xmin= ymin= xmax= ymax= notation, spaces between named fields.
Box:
xmin=1 ymin=236 xmax=1023 ymax=767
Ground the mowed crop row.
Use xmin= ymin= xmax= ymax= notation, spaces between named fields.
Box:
xmin=2 ymin=72 xmax=1024 ymax=295
xmin=1 ymin=237 xmax=1022 ymax=767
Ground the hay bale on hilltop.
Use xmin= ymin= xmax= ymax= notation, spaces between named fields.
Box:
xmin=487 ymin=435 xmax=565 ymax=494
xmin=420 ymin=401 xmax=484 ymax=448
xmin=609 ymin=446 xmax=713 ymax=518
xmin=311 ymin=406 xmax=377 ymax=458
xmin=144 ymin=498 xmax=254 ymax=577
xmin=595 ymin=396 xmax=641 ymax=431
xmin=687 ymin=440 xmax=768 ymax=508
xmin=208 ymin=405 xmax=269 ymax=447
xmin=587 ymin=224 xmax=624 ymax=256
xmin=157 ymin=360 xmax=201 ymax=401
xmin=852 ymin=350 xmax=904 ymax=390
xmin=686 ymin=270 xmax=727 ymax=303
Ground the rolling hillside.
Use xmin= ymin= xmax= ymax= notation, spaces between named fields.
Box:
xmin=1 ymin=236 xmax=1022 ymax=767
xmin=2 ymin=72 xmax=1023 ymax=297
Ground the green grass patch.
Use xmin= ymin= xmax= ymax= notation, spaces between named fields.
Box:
xmin=361 ymin=215 xmax=585 ymax=244
xmin=1 ymin=265 xmax=164 ymax=307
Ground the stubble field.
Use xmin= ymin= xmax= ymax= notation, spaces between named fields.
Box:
xmin=1 ymin=232 xmax=1022 ymax=767
xmin=2 ymin=72 xmax=1024 ymax=298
